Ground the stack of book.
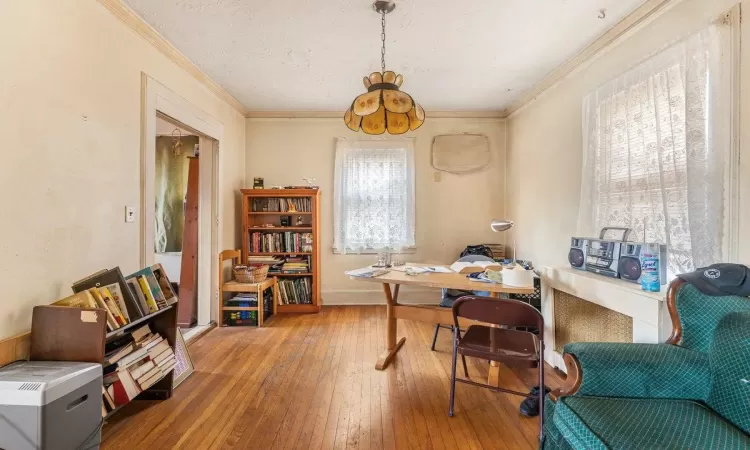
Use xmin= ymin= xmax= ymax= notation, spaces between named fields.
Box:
xmin=68 ymin=264 xmax=177 ymax=332
xmin=250 ymin=232 xmax=313 ymax=253
xmin=281 ymin=257 xmax=310 ymax=274
xmin=252 ymin=197 xmax=312 ymax=212
xmin=125 ymin=265 xmax=178 ymax=316
xmin=278 ymin=278 xmax=312 ymax=305
xmin=247 ymin=255 xmax=284 ymax=265
xmin=102 ymin=324 xmax=176 ymax=412
xmin=227 ymin=292 xmax=258 ymax=306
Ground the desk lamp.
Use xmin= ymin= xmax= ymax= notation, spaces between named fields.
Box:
xmin=490 ymin=219 xmax=515 ymax=265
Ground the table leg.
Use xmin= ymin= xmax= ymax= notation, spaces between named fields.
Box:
xmin=257 ymin=283 xmax=263 ymax=328
xmin=488 ymin=292 xmax=501 ymax=386
xmin=376 ymin=283 xmax=405 ymax=370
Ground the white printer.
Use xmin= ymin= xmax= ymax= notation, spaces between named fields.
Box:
xmin=0 ymin=361 xmax=102 ymax=450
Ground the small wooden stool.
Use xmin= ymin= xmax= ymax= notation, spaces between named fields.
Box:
xmin=218 ymin=250 xmax=279 ymax=327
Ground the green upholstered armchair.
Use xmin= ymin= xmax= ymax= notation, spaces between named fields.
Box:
xmin=541 ymin=278 xmax=750 ymax=450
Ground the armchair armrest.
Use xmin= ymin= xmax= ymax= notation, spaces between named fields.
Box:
xmin=551 ymin=343 xmax=710 ymax=401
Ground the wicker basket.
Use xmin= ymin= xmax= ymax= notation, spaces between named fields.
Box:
xmin=233 ymin=265 xmax=269 ymax=284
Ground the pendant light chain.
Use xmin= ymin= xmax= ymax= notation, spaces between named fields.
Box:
xmin=381 ymin=10 xmax=386 ymax=73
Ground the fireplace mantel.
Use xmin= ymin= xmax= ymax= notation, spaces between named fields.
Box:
xmin=538 ymin=266 xmax=672 ymax=372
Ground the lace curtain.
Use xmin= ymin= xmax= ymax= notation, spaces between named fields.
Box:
xmin=578 ymin=24 xmax=730 ymax=275
xmin=333 ymin=139 xmax=416 ymax=253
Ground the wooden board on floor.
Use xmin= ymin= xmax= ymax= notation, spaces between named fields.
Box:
xmin=101 ymin=306 xmax=564 ymax=450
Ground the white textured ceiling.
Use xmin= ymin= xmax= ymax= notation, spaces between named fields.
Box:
xmin=124 ymin=0 xmax=645 ymax=112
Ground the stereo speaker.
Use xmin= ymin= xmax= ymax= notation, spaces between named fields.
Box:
xmin=568 ymin=238 xmax=588 ymax=270
xmin=618 ymin=242 xmax=668 ymax=285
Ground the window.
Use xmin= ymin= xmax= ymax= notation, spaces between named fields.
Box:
xmin=579 ymin=24 xmax=732 ymax=275
xmin=333 ymin=139 xmax=416 ymax=253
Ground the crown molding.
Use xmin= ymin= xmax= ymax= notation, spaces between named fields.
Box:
xmin=505 ymin=0 xmax=675 ymax=118
xmin=97 ymin=0 xmax=248 ymax=116
xmin=245 ymin=110 xmax=506 ymax=119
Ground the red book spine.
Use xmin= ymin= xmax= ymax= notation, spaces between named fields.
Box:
xmin=110 ymin=381 xmax=130 ymax=406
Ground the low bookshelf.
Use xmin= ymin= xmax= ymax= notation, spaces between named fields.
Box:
xmin=241 ymin=188 xmax=321 ymax=313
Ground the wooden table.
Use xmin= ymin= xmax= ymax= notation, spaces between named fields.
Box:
xmin=219 ymin=277 xmax=279 ymax=327
xmin=348 ymin=266 xmax=535 ymax=386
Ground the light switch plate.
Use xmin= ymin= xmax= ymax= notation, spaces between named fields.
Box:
xmin=125 ymin=206 xmax=136 ymax=223
xmin=433 ymin=172 xmax=442 ymax=182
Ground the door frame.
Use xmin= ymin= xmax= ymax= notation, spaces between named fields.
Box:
xmin=141 ymin=74 xmax=223 ymax=326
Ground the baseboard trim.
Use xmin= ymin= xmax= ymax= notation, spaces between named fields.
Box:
xmin=0 ymin=332 xmax=31 ymax=369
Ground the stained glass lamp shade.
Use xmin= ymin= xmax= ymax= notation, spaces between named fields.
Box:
xmin=345 ymin=71 xmax=425 ymax=135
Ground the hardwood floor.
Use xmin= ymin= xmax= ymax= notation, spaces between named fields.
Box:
xmin=102 ymin=306 xmax=563 ymax=450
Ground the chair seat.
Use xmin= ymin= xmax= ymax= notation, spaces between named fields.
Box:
xmin=457 ymin=325 xmax=539 ymax=363
xmin=554 ymin=396 xmax=750 ymax=450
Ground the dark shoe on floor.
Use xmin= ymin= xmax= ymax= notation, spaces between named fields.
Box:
xmin=520 ymin=385 xmax=550 ymax=417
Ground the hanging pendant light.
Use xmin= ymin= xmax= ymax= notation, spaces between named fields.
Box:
xmin=344 ymin=0 xmax=425 ymax=135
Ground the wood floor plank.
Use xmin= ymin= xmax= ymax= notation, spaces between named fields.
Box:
xmin=271 ymin=308 xmax=342 ymax=449
xmin=101 ymin=306 xmax=561 ymax=450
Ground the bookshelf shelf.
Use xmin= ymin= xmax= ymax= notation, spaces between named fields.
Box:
xmin=242 ymin=189 xmax=321 ymax=313
xmin=105 ymin=305 xmax=174 ymax=341
xmin=277 ymin=304 xmax=319 ymax=314
xmin=249 ymin=227 xmax=313 ymax=231
xmin=247 ymin=252 xmax=312 ymax=256
xmin=249 ymin=212 xmax=313 ymax=215
xmin=222 ymin=306 xmax=259 ymax=311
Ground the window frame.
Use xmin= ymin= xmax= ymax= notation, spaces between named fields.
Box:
xmin=333 ymin=138 xmax=416 ymax=255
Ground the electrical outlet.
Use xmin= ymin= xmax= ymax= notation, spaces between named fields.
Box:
xmin=433 ymin=172 xmax=442 ymax=182
xmin=125 ymin=206 xmax=136 ymax=223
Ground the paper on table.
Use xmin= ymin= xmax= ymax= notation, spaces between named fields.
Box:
xmin=345 ymin=267 xmax=390 ymax=278
xmin=390 ymin=265 xmax=453 ymax=274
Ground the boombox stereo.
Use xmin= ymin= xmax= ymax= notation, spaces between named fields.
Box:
xmin=585 ymin=239 xmax=623 ymax=278
xmin=568 ymin=228 xmax=667 ymax=284
xmin=618 ymin=242 xmax=668 ymax=285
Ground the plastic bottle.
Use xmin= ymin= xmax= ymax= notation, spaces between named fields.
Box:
xmin=640 ymin=243 xmax=661 ymax=292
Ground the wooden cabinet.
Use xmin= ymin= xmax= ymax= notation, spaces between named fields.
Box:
xmin=240 ymin=189 xmax=321 ymax=313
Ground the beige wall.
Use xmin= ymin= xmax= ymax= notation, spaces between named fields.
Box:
xmin=506 ymin=0 xmax=747 ymax=268
xmin=0 ymin=0 xmax=246 ymax=339
xmin=246 ymin=118 xmax=506 ymax=304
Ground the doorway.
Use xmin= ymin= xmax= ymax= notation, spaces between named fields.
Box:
xmin=142 ymin=75 xmax=222 ymax=339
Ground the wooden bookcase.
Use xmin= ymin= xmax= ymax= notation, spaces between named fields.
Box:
xmin=241 ymin=189 xmax=322 ymax=313
xmin=104 ymin=305 xmax=178 ymax=404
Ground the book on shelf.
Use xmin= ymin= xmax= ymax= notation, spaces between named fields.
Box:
xmin=72 ymin=267 xmax=145 ymax=320
xmin=126 ymin=265 xmax=175 ymax=311
xmin=250 ymin=232 xmax=313 ymax=253
xmin=100 ymin=287 xmax=128 ymax=327
xmin=103 ymin=342 xmax=135 ymax=366
xmin=102 ymin=324 xmax=175 ymax=407
xmin=131 ymin=323 xmax=152 ymax=342
xmin=247 ymin=255 xmax=284 ymax=265
xmin=129 ymin=360 xmax=156 ymax=380
xmin=70 ymin=263 xmax=177 ymax=331
xmin=137 ymin=276 xmax=160 ymax=313
xmin=278 ymin=278 xmax=312 ymax=305
xmin=126 ymin=278 xmax=150 ymax=316
xmin=252 ymin=197 xmax=312 ymax=213
xmin=152 ymin=347 xmax=174 ymax=365
xmin=88 ymin=288 xmax=120 ymax=331
xmin=102 ymin=385 xmax=116 ymax=416
xmin=151 ymin=264 xmax=178 ymax=306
